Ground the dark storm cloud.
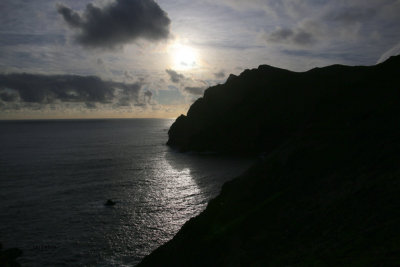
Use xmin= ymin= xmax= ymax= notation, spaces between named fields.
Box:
xmin=0 ymin=74 xmax=113 ymax=104
xmin=268 ymin=28 xmax=315 ymax=46
xmin=0 ymin=73 xmax=143 ymax=107
xmin=57 ymin=0 xmax=171 ymax=48
xmin=165 ymin=69 xmax=184 ymax=83
xmin=184 ymin=86 xmax=205 ymax=96
xmin=214 ymin=71 xmax=225 ymax=79
xmin=57 ymin=5 xmax=83 ymax=28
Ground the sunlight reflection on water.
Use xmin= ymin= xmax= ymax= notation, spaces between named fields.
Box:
xmin=0 ymin=119 xmax=253 ymax=266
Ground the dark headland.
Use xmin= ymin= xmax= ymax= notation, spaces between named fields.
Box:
xmin=138 ymin=56 xmax=400 ymax=266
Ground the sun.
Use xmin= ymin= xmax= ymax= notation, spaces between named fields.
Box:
xmin=171 ymin=43 xmax=198 ymax=70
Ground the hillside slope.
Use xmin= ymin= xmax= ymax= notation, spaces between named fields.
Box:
xmin=138 ymin=56 xmax=400 ymax=266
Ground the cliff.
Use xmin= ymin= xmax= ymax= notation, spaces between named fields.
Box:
xmin=167 ymin=56 xmax=400 ymax=154
xmin=138 ymin=56 xmax=400 ymax=266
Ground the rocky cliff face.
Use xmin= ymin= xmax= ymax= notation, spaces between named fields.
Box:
xmin=138 ymin=56 xmax=400 ymax=266
xmin=167 ymin=56 xmax=400 ymax=154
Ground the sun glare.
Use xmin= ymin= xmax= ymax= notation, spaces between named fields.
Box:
xmin=171 ymin=43 xmax=198 ymax=70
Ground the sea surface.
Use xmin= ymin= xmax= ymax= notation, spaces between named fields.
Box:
xmin=0 ymin=119 xmax=252 ymax=266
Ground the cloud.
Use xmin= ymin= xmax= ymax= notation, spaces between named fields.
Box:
xmin=214 ymin=71 xmax=225 ymax=79
xmin=0 ymin=33 xmax=66 ymax=46
xmin=258 ymin=1 xmax=399 ymax=55
xmin=0 ymin=90 xmax=18 ymax=102
xmin=57 ymin=0 xmax=171 ymax=49
xmin=124 ymin=71 xmax=133 ymax=80
xmin=0 ymin=73 xmax=145 ymax=108
xmin=377 ymin=42 xmax=400 ymax=64
xmin=268 ymin=28 xmax=315 ymax=46
xmin=144 ymin=90 xmax=153 ymax=103
xmin=57 ymin=4 xmax=83 ymax=28
xmin=281 ymin=49 xmax=368 ymax=62
xmin=85 ymin=102 xmax=97 ymax=109
xmin=184 ymin=86 xmax=205 ymax=96
xmin=326 ymin=6 xmax=376 ymax=25
xmin=165 ymin=69 xmax=185 ymax=83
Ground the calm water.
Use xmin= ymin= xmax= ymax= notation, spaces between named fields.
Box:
xmin=0 ymin=119 xmax=252 ymax=266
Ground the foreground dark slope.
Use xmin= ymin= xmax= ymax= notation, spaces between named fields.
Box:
xmin=138 ymin=56 xmax=400 ymax=266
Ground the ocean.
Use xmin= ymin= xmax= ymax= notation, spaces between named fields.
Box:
xmin=0 ymin=119 xmax=252 ymax=266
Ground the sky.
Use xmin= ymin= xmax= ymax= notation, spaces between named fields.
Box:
xmin=1 ymin=0 xmax=400 ymax=119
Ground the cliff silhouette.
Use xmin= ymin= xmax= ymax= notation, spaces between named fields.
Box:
xmin=167 ymin=56 xmax=400 ymax=154
xmin=138 ymin=56 xmax=400 ymax=266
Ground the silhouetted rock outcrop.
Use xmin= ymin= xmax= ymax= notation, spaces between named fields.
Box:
xmin=167 ymin=55 xmax=400 ymax=154
xmin=138 ymin=56 xmax=400 ymax=266
xmin=104 ymin=199 xmax=116 ymax=206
